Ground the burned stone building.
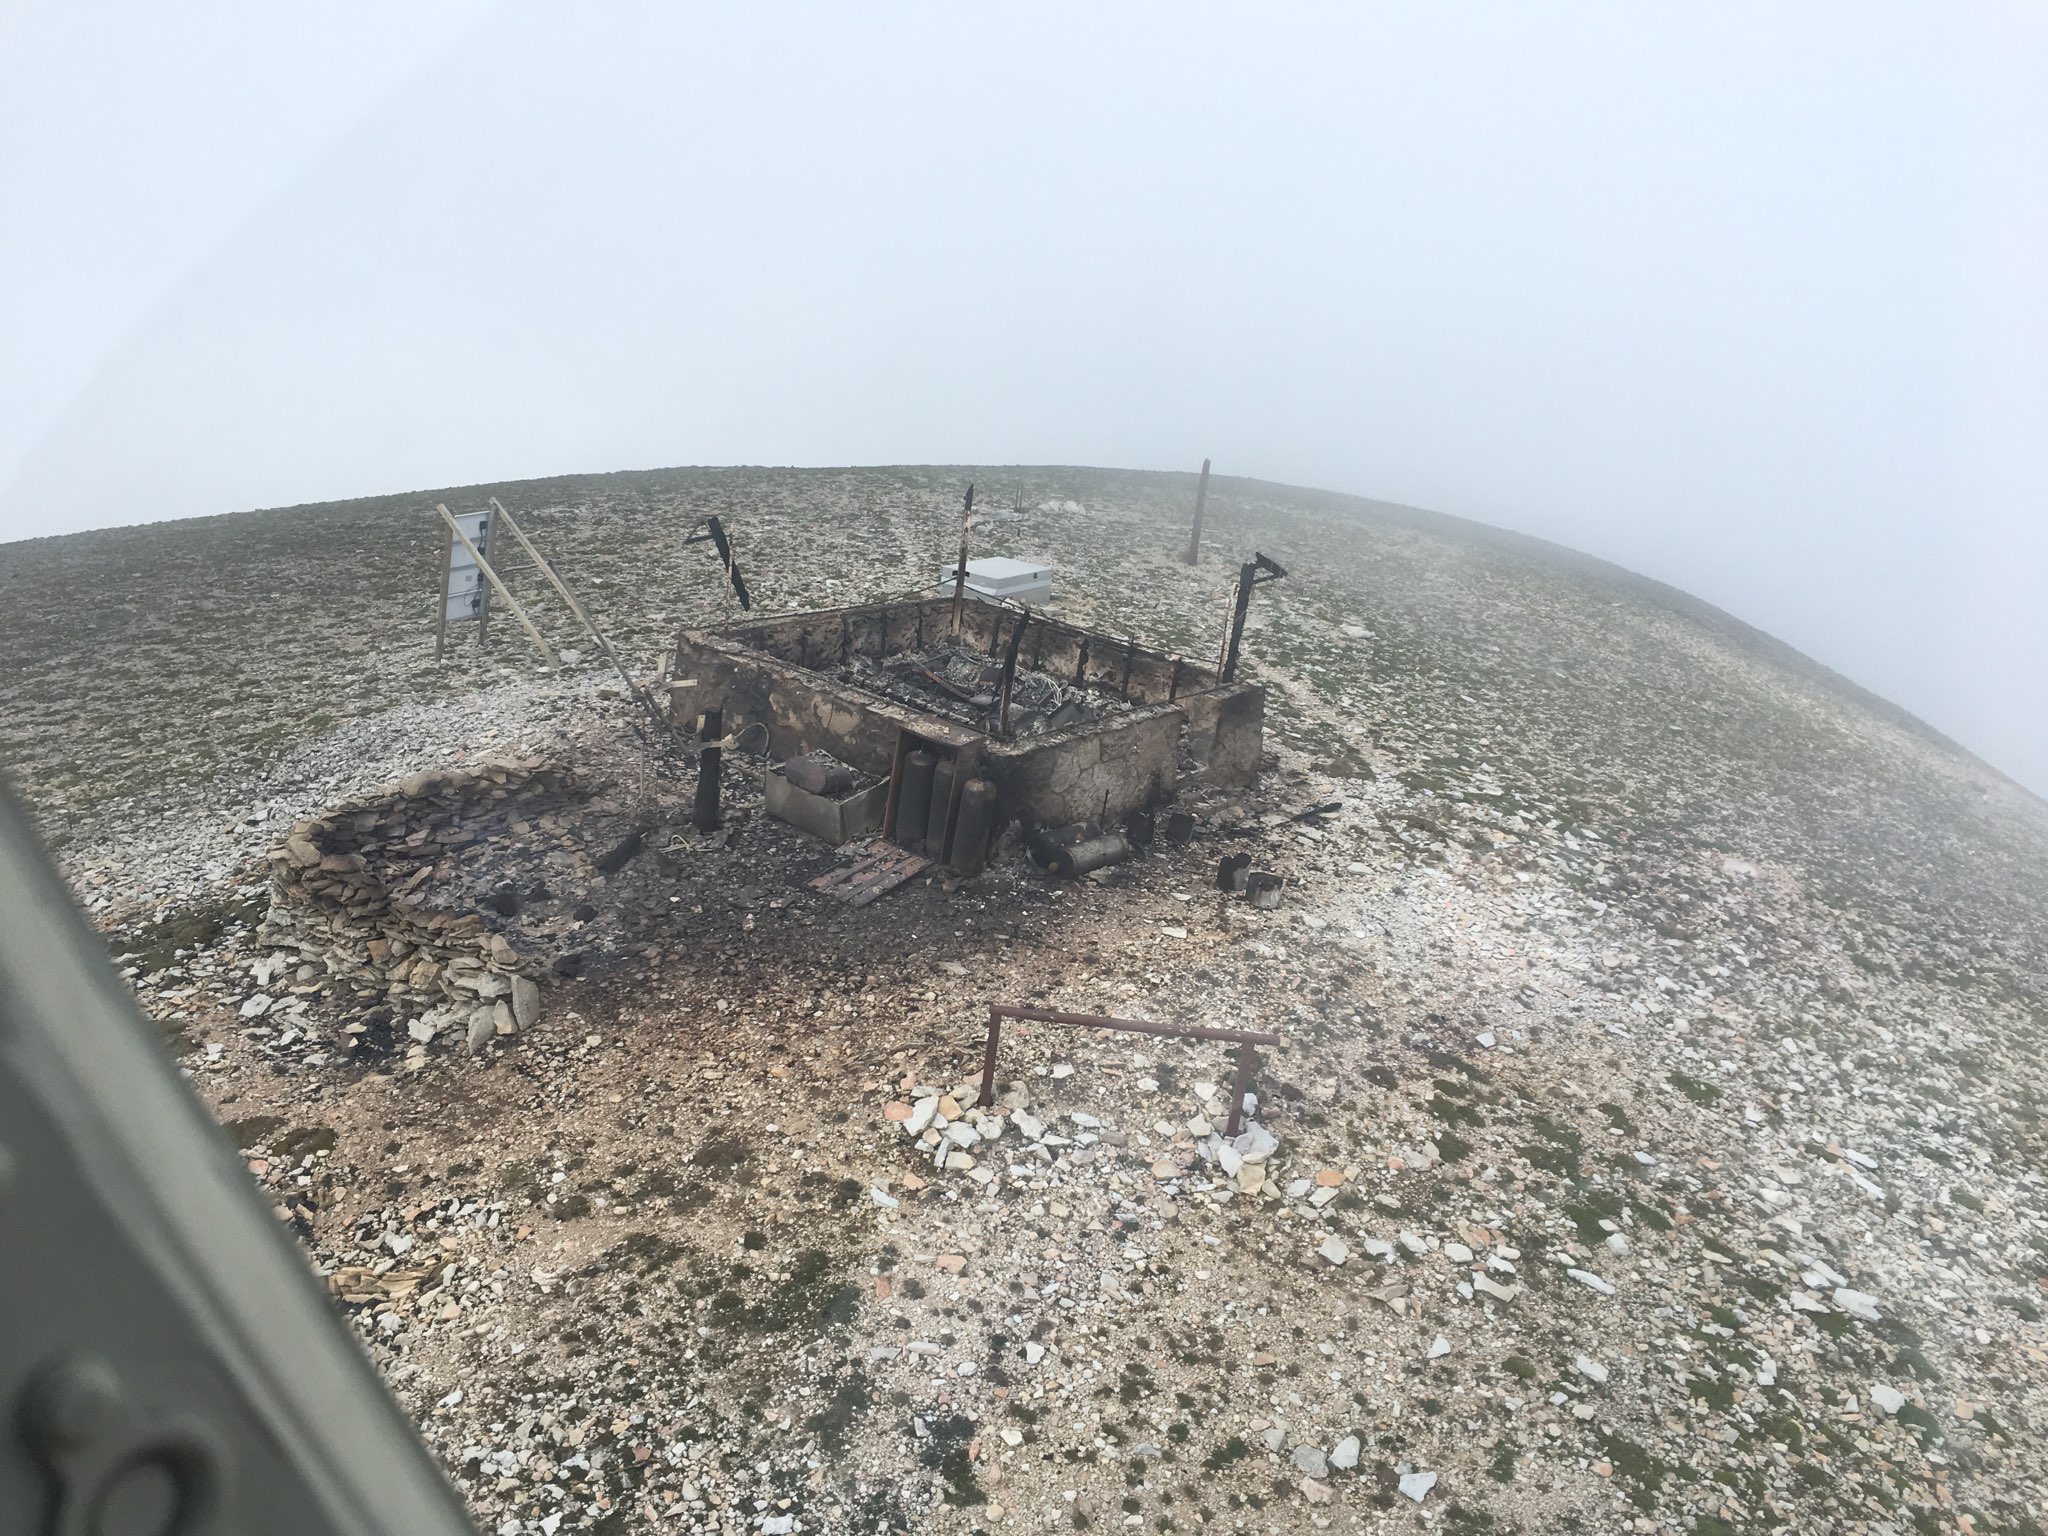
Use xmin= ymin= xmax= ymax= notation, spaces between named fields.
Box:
xmin=668 ymin=596 xmax=1263 ymax=868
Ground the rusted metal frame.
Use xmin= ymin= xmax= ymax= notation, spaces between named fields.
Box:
xmin=975 ymin=1004 xmax=1282 ymax=1138
xmin=917 ymin=666 xmax=980 ymax=703
xmin=995 ymin=609 xmax=1031 ymax=738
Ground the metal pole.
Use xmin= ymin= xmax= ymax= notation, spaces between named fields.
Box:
xmin=991 ymin=1005 xmax=1281 ymax=1047
xmin=996 ymin=610 xmax=1030 ymax=737
xmin=1220 ymin=559 xmax=1256 ymax=683
xmin=977 ymin=1005 xmax=1003 ymax=1108
xmin=1224 ymin=1046 xmax=1258 ymax=1138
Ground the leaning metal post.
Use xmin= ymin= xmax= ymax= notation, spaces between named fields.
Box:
xmin=977 ymin=1005 xmax=1004 ymax=1108
xmin=1224 ymin=1045 xmax=1258 ymax=1138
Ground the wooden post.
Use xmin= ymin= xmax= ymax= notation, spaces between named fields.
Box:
xmin=491 ymin=499 xmax=669 ymax=738
xmin=1181 ymin=457 xmax=1211 ymax=564
xmin=995 ymin=611 xmax=1030 ymax=736
xmin=476 ymin=508 xmax=494 ymax=646
xmin=436 ymin=505 xmax=556 ymax=666
xmin=949 ymin=482 xmax=975 ymax=637
xmin=693 ymin=708 xmax=723 ymax=831
xmin=433 ymin=520 xmax=455 ymax=661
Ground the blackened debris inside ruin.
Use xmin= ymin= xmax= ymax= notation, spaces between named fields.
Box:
xmin=839 ymin=643 xmax=1126 ymax=738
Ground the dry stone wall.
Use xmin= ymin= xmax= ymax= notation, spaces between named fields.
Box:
xmin=261 ymin=758 xmax=576 ymax=1054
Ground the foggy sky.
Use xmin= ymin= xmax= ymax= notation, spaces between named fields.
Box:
xmin=3 ymin=3 xmax=2044 ymax=795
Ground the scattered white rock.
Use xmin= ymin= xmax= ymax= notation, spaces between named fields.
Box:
xmin=1567 ymin=1268 xmax=1617 ymax=1296
xmin=1428 ymin=1335 xmax=1451 ymax=1359
xmin=1317 ymin=1236 xmax=1350 ymax=1267
xmin=1330 ymin=1434 xmax=1360 ymax=1471
xmin=1399 ymin=1470 xmax=1437 ymax=1503
xmin=1291 ymin=1444 xmax=1328 ymax=1478
xmin=1869 ymin=1383 xmax=1906 ymax=1415
xmin=1234 ymin=1124 xmax=1280 ymax=1164
xmin=1833 ymin=1288 xmax=1882 ymax=1322
xmin=1574 ymin=1355 xmax=1609 ymax=1384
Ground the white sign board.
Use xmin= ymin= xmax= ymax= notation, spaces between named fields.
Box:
xmin=443 ymin=509 xmax=494 ymax=622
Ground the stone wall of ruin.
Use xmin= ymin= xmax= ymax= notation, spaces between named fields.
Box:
xmin=669 ymin=598 xmax=1267 ymax=831
xmin=984 ymin=705 xmax=1188 ymax=828
xmin=686 ymin=597 xmax=1230 ymax=707
xmin=262 ymin=759 xmax=567 ymax=1049
xmin=1181 ymin=681 xmax=1267 ymax=785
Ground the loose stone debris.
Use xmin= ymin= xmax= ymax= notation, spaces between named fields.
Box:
xmin=7 ymin=465 xmax=2048 ymax=1536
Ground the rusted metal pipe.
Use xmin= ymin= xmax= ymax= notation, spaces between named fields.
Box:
xmin=1225 ymin=1044 xmax=1259 ymax=1137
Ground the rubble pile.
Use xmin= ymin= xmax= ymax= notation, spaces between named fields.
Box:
xmin=885 ymin=1073 xmax=1280 ymax=1196
xmin=261 ymin=757 xmax=576 ymax=1053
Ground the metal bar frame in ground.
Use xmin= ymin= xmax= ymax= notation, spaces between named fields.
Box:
xmin=974 ymin=1004 xmax=1283 ymax=1137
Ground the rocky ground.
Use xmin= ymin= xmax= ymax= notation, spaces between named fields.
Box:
xmin=3 ymin=464 xmax=2046 ymax=1536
